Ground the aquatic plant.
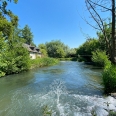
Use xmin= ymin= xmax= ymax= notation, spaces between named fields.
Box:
xmin=42 ymin=105 xmax=52 ymax=116
xmin=109 ymin=111 xmax=116 ymax=116
xmin=91 ymin=109 xmax=97 ymax=116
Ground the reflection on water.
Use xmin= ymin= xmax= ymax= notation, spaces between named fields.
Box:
xmin=0 ymin=61 xmax=115 ymax=116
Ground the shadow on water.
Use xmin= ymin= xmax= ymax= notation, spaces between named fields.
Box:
xmin=0 ymin=61 xmax=115 ymax=116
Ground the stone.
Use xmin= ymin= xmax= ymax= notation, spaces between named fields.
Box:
xmin=111 ymin=93 xmax=116 ymax=98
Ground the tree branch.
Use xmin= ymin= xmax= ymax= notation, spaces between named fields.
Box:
xmin=89 ymin=0 xmax=112 ymax=11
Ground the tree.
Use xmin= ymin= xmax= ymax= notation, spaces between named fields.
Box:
xmin=85 ymin=0 xmax=116 ymax=64
xmin=21 ymin=25 xmax=33 ymax=45
xmin=0 ymin=0 xmax=31 ymax=77
xmin=0 ymin=0 xmax=19 ymax=26
xmin=0 ymin=17 xmax=13 ymax=40
xmin=0 ymin=32 xmax=8 ymax=77
xmin=0 ymin=0 xmax=19 ymax=48
xmin=66 ymin=48 xmax=77 ymax=57
xmin=38 ymin=44 xmax=48 ymax=57
xmin=97 ymin=23 xmax=112 ymax=51
xmin=0 ymin=0 xmax=18 ymax=16
xmin=76 ymin=38 xmax=100 ymax=62
xmin=45 ymin=40 xmax=69 ymax=58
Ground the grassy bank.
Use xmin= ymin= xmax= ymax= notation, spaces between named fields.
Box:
xmin=30 ymin=57 xmax=59 ymax=68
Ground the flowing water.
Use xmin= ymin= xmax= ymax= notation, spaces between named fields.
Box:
xmin=0 ymin=61 xmax=116 ymax=116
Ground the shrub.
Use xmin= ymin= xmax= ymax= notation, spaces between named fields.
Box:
xmin=0 ymin=47 xmax=31 ymax=77
xmin=0 ymin=71 xmax=5 ymax=77
xmin=30 ymin=57 xmax=59 ymax=68
xmin=92 ymin=50 xmax=116 ymax=94
xmin=92 ymin=50 xmax=111 ymax=68
xmin=102 ymin=65 xmax=116 ymax=93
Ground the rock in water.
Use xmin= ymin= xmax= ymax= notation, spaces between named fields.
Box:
xmin=111 ymin=93 xmax=116 ymax=98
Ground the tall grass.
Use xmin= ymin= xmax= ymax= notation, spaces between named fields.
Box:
xmin=30 ymin=57 xmax=59 ymax=68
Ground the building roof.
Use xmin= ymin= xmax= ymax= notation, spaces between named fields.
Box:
xmin=23 ymin=43 xmax=41 ymax=54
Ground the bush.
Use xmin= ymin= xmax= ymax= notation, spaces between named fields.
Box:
xmin=0 ymin=71 xmax=5 ymax=77
xmin=92 ymin=50 xmax=111 ymax=68
xmin=0 ymin=47 xmax=31 ymax=77
xmin=30 ymin=57 xmax=59 ymax=68
xmin=92 ymin=50 xmax=116 ymax=94
xmin=102 ymin=65 xmax=116 ymax=93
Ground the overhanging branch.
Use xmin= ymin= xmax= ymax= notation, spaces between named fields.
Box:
xmin=89 ymin=0 xmax=112 ymax=11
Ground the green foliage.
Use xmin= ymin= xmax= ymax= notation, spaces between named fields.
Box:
xmin=0 ymin=0 xmax=32 ymax=78
xmin=0 ymin=0 xmax=17 ymax=15
xmin=38 ymin=40 xmax=77 ymax=58
xmin=0 ymin=0 xmax=18 ymax=27
xmin=0 ymin=42 xmax=30 ymax=76
xmin=92 ymin=50 xmax=116 ymax=94
xmin=92 ymin=50 xmax=111 ymax=68
xmin=45 ymin=40 xmax=69 ymax=58
xmin=109 ymin=111 xmax=116 ymax=116
xmin=21 ymin=25 xmax=33 ymax=45
xmin=97 ymin=23 xmax=112 ymax=52
xmin=0 ymin=17 xmax=13 ymax=40
xmin=102 ymin=65 xmax=116 ymax=94
xmin=0 ymin=32 xmax=8 ymax=77
xmin=30 ymin=57 xmax=59 ymax=68
xmin=38 ymin=44 xmax=48 ymax=57
xmin=76 ymin=38 xmax=100 ymax=62
xmin=66 ymin=48 xmax=77 ymax=58
xmin=0 ymin=26 xmax=31 ymax=77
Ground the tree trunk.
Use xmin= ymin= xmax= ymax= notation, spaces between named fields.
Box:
xmin=111 ymin=0 xmax=116 ymax=64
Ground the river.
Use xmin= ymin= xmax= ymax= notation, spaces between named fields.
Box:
xmin=0 ymin=61 xmax=116 ymax=116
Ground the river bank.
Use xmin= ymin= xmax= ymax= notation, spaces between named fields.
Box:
xmin=0 ymin=57 xmax=59 ymax=78
xmin=30 ymin=57 xmax=59 ymax=69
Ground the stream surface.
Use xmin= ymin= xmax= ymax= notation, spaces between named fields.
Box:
xmin=0 ymin=61 xmax=116 ymax=116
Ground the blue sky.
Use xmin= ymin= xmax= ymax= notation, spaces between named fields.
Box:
xmin=8 ymin=0 xmax=99 ymax=48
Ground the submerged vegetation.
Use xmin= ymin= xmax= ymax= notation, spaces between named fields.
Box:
xmin=42 ymin=105 xmax=52 ymax=116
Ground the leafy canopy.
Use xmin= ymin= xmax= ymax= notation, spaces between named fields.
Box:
xmin=45 ymin=40 xmax=69 ymax=58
